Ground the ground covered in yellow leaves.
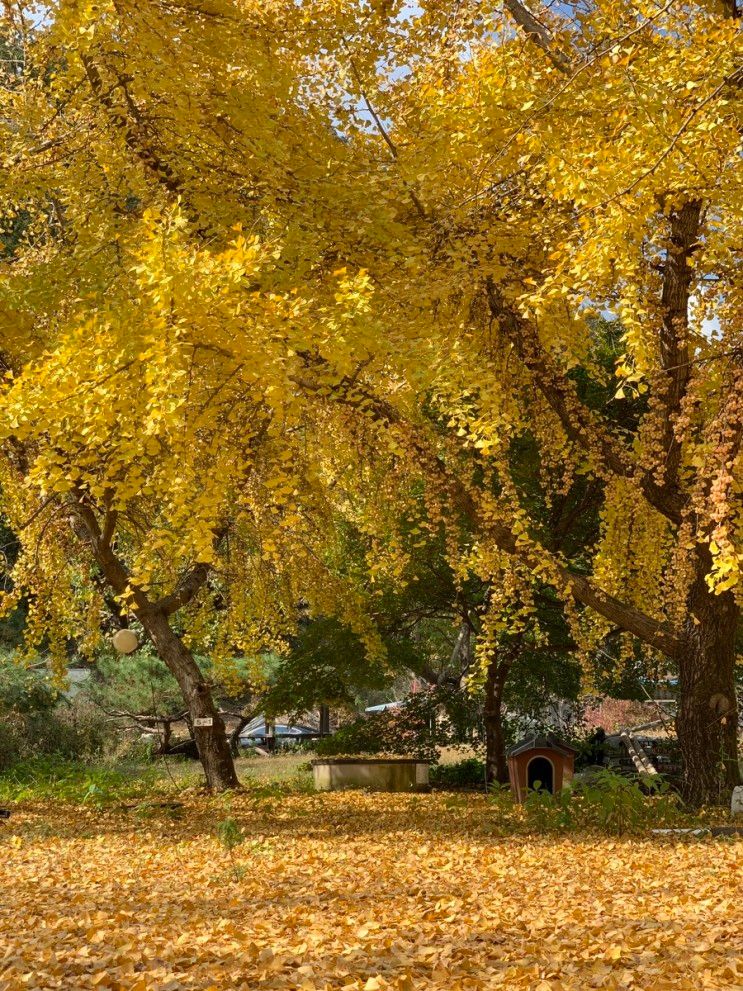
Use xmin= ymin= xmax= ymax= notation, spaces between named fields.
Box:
xmin=1 ymin=791 xmax=741 ymax=991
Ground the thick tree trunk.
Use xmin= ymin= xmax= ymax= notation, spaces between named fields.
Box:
xmin=676 ymin=548 xmax=741 ymax=807
xmin=140 ymin=609 xmax=240 ymax=791
xmin=483 ymin=654 xmax=510 ymax=786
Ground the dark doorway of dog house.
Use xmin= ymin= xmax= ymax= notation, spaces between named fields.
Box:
xmin=527 ymin=756 xmax=554 ymax=794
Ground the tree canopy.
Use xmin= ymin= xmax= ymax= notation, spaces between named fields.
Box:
xmin=0 ymin=0 xmax=740 ymax=801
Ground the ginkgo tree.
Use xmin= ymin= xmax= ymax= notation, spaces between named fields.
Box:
xmin=291 ymin=0 xmax=742 ymax=804
xmin=312 ymin=0 xmax=742 ymax=806
xmin=1 ymin=0 xmax=741 ymax=804
xmin=257 ymin=0 xmax=741 ymax=803
xmin=0 ymin=210 xmax=390 ymax=788
xmin=0 ymin=0 xmax=403 ymax=789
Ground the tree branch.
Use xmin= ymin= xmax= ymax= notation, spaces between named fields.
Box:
xmin=72 ymin=496 xmax=138 ymax=603
xmin=153 ymin=526 xmax=228 ymax=617
xmin=486 ymin=278 xmax=686 ymax=523
xmin=654 ymin=200 xmax=702 ymax=510
xmin=344 ymin=48 xmax=427 ymax=219
xmin=503 ymin=0 xmax=571 ymax=73
xmin=294 ymin=360 xmax=684 ymax=658
xmin=485 ymin=280 xmax=628 ymax=476
xmin=80 ymin=54 xmax=185 ymax=199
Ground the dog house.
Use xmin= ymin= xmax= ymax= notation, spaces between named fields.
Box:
xmin=507 ymin=734 xmax=577 ymax=802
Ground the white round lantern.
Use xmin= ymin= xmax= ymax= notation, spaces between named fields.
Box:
xmin=112 ymin=629 xmax=139 ymax=655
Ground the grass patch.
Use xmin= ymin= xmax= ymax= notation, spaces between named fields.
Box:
xmin=0 ymin=756 xmax=159 ymax=807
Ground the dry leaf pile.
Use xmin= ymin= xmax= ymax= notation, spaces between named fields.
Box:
xmin=1 ymin=792 xmax=741 ymax=990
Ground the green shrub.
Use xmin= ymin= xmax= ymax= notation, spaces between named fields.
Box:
xmin=114 ymin=734 xmax=159 ymax=762
xmin=22 ymin=702 xmax=112 ymax=761
xmin=522 ymin=783 xmax=575 ymax=831
xmin=430 ymin=758 xmax=486 ymax=790
xmin=313 ymin=687 xmax=480 ymax=762
xmin=216 ymin=816 xmax=244 ymax=853
xmin=0 ymin=756 xmax=156 ymax=806
xmin=0 ymin=658 xmax=115 ymax=768
xmin=21 ymin=708 xmax=109 ymax=762
xmin=313 ymin=715 xmax=393 ymax=757
xmin=574 ymin=768 xmax=680 ymax=834
xmin=503 ymin=769 xmax=683 ymax=835
xmin=0 ymin=659 xmax=58 ymax=715
xmin=0 ymin=720 xmax=22 ymax=772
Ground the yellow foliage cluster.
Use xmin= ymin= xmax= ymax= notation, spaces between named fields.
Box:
xmin=0 ymin=0 xmax=740 ymax=714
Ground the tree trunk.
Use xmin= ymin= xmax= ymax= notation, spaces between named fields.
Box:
xmin=483 ymin=653 xmax=510 ymax=786
xmin=160 ymin=718 xmax=172 ymax=755
xmin=229 ymin=714 xmax=251 ymax=756
xmin=140 ymin=609 xmax=240 ymax=791
xmin=319 ymin=703 xmax=330 ymax=736
xmin=676 ymin=548 xmax=741 ymax=807
xmin=70 ymin=501 xmax=239 ymax=790
xmin=265 ymin=716 xmax=276 ymax=753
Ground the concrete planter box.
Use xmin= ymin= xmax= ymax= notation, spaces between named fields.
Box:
xmin=311 ymin=758 xmax=430 ymax=793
